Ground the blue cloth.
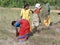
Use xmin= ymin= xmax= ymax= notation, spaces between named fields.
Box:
xmin=18 ymin=34 xmax=30 ymax=39
xmin=14 ymin=22 xmax=20 ymax=27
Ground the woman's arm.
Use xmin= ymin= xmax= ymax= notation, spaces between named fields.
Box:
xmin=14 ymin=22 xmax=20 ymax=37
xmin=15 ymin=27 xmax=19 ymax=37
xmin=30 ymin=10 xmax=34 ymax=13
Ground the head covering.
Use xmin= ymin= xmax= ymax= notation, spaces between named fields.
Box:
xmin=14 ymin=18 xmax=21 ymax=27
xmin=35 ymin=3 xmax=41 ymax=8
xmin=14 ymin=22 xmax=20 ymax=27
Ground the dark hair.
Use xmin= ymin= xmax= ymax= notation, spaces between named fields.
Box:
xmin=11 ymin=21 xmax=16 ymax=26
xmin=24 ymin=3 xmax=29 ymax=8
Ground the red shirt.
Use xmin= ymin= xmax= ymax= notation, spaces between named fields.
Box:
xmin=18 ymin=19 xmax=30 ymax=36
xmin=34 ymin=8 xmax=40 ymax=14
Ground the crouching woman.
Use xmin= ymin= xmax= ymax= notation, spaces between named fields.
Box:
xmin=11 ymin=19 xmax=30 ymax=42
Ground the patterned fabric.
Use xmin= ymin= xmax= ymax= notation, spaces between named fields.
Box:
xmin=32 ymin=14 xmax=39 ymax=28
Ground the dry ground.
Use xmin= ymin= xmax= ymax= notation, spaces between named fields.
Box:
xmin=0 ymin=8 xmax=60 ymax=45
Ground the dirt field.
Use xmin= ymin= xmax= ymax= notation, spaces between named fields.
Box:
xmin=0 ymin=8 xmax=60 ymax=45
